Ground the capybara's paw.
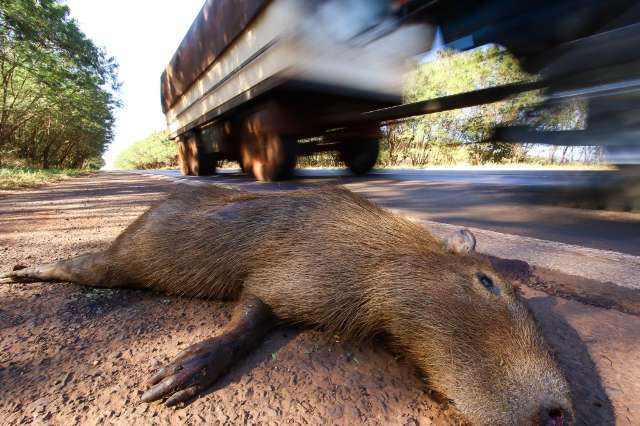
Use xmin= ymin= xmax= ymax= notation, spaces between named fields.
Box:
xmin=0 ymin=265 xmax=38 ymax=284
xmin=141 ymin=336 xmax=236 ymax=407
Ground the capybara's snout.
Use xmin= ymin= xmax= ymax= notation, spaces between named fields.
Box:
xmin=539 ymin=405 xmax=572 ymax=426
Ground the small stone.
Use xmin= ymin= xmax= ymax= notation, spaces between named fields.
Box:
xmin=328 ymin=405 xmax=343 ymax=419
xmin=32 ymin=398 xmax=47 ymax=415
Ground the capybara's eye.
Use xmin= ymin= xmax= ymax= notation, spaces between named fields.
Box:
xmin=477 ymin=273 xmax=500 ymax=295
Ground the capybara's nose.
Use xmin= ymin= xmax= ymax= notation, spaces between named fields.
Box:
xmin=541 ymin=407 xmax=566 ymax=426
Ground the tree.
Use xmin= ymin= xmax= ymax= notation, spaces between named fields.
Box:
xmin=379 ymin=46 xmax=589 ymax=166
xmin=114 ymin=131 xmax=177 ymax=170
xmin=0 ymin=0 xmax=119 ymax=168
xmin=387 ymin=46 xmax=538 ymax=165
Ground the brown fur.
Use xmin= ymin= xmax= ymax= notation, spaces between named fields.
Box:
xmin=3 ymin=185 xmax=573 ymax=425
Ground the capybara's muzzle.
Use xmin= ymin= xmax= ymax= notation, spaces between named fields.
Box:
xmin=541 ymin=406 xmax=570 ymax=426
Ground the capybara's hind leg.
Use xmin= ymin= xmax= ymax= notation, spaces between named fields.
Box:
xmin=1 ymin=253 xmax=116 ymax=287
xmin=141 ymin=294 xmax=277 ymax=407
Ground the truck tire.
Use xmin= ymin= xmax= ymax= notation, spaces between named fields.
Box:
xmin=612 ymin=165 xmax=640 ymax=211
xmin=340 ymin=137 xmax=379 ymax=175
xmin=241 ymin=132 xmax=297 ymax=181
xmin=177 ymin=136 xmax=217 ymax=176
xmin=193 ymin=151 xmax=217 ymax=176
xmin=177 ymin=140 xmax=192 ymax=175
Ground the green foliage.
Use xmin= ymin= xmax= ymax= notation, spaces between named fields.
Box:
xmin=375 ymin=46 xmax=591 ymax=166
xmin=379 ymin=46 xmax=540 ymax=166
xmin=296 ymin=150 xmax=342 ymax=168
xmin=114 ymin=131 xmax=177 ymax=170
xmin=0 ymin=0 xmax=119 ymax=168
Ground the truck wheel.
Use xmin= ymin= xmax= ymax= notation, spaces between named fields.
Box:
xmin=193 ymin=152 xmax=217 ymax=176
xmin=241 ymin=132 xmax=297 ymax=182
xmin=611 ymin=165 xmax=640 ymax=211
xmin=340 ymin=137 xmax=379 ymax=175
xmin=177 ymin=136 xmax=217 ymax=176
xmin=177 ymin=140 xmax=192 ymax=175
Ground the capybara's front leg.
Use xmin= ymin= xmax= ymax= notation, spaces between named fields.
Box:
xmin=141 ymin=294 xmax=278 ymax=407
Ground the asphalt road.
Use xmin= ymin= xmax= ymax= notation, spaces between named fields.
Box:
xmin=153 ymin=167 xmax=620 ymax=187
xmin=143 ymin=168 xmax=640 ymax=290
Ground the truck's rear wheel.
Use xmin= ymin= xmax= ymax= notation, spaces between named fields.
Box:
xmin=612 ymin=165 xmax=640 ymax=211
xmin=177 ymin=140 xmax=191 ymax=175
xmin=339 ymin=137 xmax=379 ymax=175
xmin=241 ymin=131 xmax=297 ymax=182
xmin=177 ymin=134 xmax=217 ymax=176
xmin=239 ymin=103 xmax=298 ymax=182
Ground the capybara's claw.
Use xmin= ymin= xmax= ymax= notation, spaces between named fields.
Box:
xmin=141 ymin=337 xmax=235 ymax=406
xmin=141 ymin=368 xmax=196 ymax=403
xmin=0 ymin=264 xmax=62 ymax=284
xmin=0 ymin=271 xmax=20 ymax=284
xmin=0 ymin=268 xmax=35 ymax=284
xmin=165 ymin=387 xmax=199 ymax=407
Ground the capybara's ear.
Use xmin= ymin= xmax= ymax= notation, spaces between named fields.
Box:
xmin=512 ymin=282 xmax=522 ymax=296
xmin=444 ymin=229 xmax=476 ymax=254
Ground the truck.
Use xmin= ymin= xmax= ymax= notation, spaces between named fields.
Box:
xmin=161 ymin=0 xmax=433 ymax=181
xmin=162 ymin=0 xmax=640 ymax=185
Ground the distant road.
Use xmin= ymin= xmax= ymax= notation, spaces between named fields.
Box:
xmin=142 ymin=168 xmax=640 ymax=289
xmin=150 ymin=167 xmax=617 ymax=187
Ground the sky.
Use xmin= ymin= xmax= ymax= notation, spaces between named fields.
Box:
xmin=63 ymin=0 xmax=206 ymax=169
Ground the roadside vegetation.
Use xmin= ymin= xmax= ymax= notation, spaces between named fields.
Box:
xmin=378 ymin=46 xmax=594 ymax=167
xmin=0 ymin=0 xmax=119 ymax=170
xmin=0 ymin=166 xmax=89 ymax=190
xmin=114 ymin=131 xmax=177 ymax=170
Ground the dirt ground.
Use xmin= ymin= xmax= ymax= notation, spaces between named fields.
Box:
xmin=1 ymin=172 xmax=638 ymax=426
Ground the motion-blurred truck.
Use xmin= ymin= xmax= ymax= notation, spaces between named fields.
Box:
xmin=162 ymin=0 xmax=640 ymax=184
xmin=161 ymin=0 xmax=432 ymax=181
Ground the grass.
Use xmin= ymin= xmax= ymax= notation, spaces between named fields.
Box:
xmin=0 ymin=167 xmax=90 ymax=190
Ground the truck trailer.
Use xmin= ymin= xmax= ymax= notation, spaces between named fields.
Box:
xmin=161 ymin=0 xmax=432 ymax=181
xmin=162 ymin=0 xmax=640 ymax=187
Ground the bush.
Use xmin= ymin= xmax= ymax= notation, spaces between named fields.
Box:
xmin=114 ymin=132 xmax=177 ymax=170
xmin=0 ymin=167 xmax=89 ymax=190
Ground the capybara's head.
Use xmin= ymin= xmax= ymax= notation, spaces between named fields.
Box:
xmin=386 ymin=229 xmax=573 ymax=425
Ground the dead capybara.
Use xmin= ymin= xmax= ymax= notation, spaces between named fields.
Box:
xmin=2 ymin=184 xmax=573 ymax=425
